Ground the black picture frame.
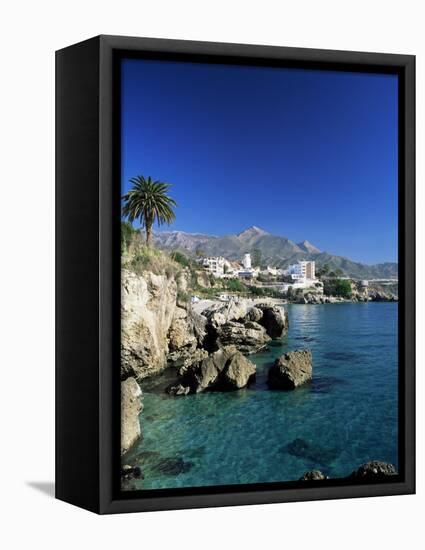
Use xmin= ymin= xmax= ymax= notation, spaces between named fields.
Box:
xmin=56 ymin=35 xmax=415 ymax=514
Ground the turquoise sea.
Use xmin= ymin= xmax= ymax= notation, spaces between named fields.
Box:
xmin=123 ymin=302 xmax=398 ymax=490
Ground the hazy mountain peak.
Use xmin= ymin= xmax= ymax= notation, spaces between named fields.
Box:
xmin=297 ymin=240 xmax=321 ymax=254
xmin=237 ymin=226 xmax=269 ymax=239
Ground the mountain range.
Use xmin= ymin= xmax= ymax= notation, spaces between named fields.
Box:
xmin=153 ymin=226 xmax=398 ymax=279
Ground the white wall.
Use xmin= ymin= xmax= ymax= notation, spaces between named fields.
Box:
xmin=1 ymin=1 xmax=422 ymax=548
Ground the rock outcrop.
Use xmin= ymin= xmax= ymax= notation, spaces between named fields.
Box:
xmin=216 ymin=321 xmax=271 ymax=353
xmin=168 ymin=345 xmax=256 ymax=394
xmin=299 ymin=470 xmax=328 ymax=481
xmin=167 ymin=307 xmax=198 ymax=364
xmin=222 ymin=350 xmax=257 ymax=389
xmin=368 ymin=290 xmax=398 ymax=302
xmin=268 ymin=349 xmax=313 ymax=389
xmin=256 ymin=303 xmax=289 ymax=338
xmin=121 ymin=269 xmax=178 ymax=379
xmin=348 ymin=461 xmax=397 ymax=480
xmin=121 ymin=464 xmax=144 ymax=481
xmin=167 ymin=383 xmax=191 ymax=396
xmin=203 ymin=300 xmax=252 ymax=328
xmin=202 ymin=300 xmax=288 ymax=354
xmin=121 ymin=377 xmax=143 ymax=455
xmin=167 ymin=307 xmax=207 ymax=368
xmin=298 ymin=461 xmax=397 ymax=482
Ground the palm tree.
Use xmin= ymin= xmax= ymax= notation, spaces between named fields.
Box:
xmin=122 ymin=175 xmax=177 ymax=247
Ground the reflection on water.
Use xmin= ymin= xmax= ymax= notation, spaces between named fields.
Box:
xmin=122 ymin=302 xmax=398 ymax=490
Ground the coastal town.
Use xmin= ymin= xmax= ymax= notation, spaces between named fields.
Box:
xmin=195 ymin=252 xmax=397 ymax=304
xmin=202 ymin=253 xmax=317 ymax=288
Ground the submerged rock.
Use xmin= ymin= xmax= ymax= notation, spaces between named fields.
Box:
xmin=299 ymin=470 xmax=328 ymax=481
xmin=268 ymin=349 xmax=313 ymax=389
xmin=154 ymin=457 xmax=194 ymax=476
xmin=349 ymin=461 xmax=397 ymax=480
xmin=121 ymin=377 xmax=143 ymax=455
xmin=284 ymin=438 xmax=340 ymax=464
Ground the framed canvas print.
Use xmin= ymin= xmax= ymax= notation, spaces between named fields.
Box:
xmin=56 ymin=35 xmax=415 ymax=514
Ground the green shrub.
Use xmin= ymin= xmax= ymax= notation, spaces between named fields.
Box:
xmin=248 ymin=285 xmax=285 ymax=299
xmin=224 ymin=279 xmax=247 ymax=293
xmin=249 ymin=285 xmax=266 ymax=297
xmin=129 ymin=246 xmax=180 ymax=278
xmin=323 ymin=279 xmax=352 ymax=298
xmin=177 ymin=289 xmax=190 ymax=303
xmin=121 ymin=221 xmax=138 ymax=253
xmin=170 ymin=251 xmax=192 ymax=268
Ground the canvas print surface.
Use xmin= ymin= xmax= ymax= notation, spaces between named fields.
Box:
xmin=120 ymin=58 xmax=399 ymax=491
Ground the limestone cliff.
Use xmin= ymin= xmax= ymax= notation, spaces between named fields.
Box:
xmin=121 ymin=377 xmax=143 ymax=456
xmin=121 ymin=269 xmax=178 ymax=379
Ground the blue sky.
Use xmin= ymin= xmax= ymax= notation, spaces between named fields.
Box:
xmin=121 ymin=58 xmax=398 ymax=264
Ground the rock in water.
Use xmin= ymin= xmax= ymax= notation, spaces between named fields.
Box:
xmin=349 ymin=461 xmax=397 ymax=480
xmin=201 ymin=300 xmax=289 ymax=354
xmin=167 ymin=383 xmax=191 ymax=396
xmin=154 ymin=457 xmax=194 ymax=476
xmin=179 ymin=346 xmax=256 ymax=394
xmin=121 ymin=464 xmax=144 ymax=481
xmin=222 ymin=351 xmax=257 ymax=389
xmin=299 ymin=470 xmax=328 ymax=481
xmin=257 ymin=304 xmax=289 ymax=338
xmin=284 ymin=437 xmax=340 ymax=464
xmin=268 ymin=349 xmax=312 ymax=389
xmin=121 ymin=377 xmax=143 ymax=455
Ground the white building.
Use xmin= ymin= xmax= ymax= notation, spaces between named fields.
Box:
xmin=243 ymin=253 xmax=252 ymax=269
xmin=284 ymin=261 xmax=316 ymax=283
xmin=202 ymin=256 xmax=227 ymax=278
xmin=236 ymin=253 xmax=259 ymax=279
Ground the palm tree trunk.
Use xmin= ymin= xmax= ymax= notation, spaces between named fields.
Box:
xmin=145 ymin=223 xmax=152 ymax=247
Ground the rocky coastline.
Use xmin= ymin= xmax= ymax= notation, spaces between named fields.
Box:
xmin=300 ymin=461 xmax=398 ymax=482
xmin=120 ymin=266 xmax=290 ymax=455
xmin=120 ymin=263 xmax=398 ymax=488
xmin=287 ymin=288 xmax=398 ymax=305
xmin=121 ymin=268 xmax=290 ymax=386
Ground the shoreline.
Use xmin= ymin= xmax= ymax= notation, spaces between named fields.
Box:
xmin=191 ymin=295 xmax=398 ymax=315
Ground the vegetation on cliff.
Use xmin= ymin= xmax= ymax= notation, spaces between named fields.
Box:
xmin=323 ymin=278 xmax=353 ymax=299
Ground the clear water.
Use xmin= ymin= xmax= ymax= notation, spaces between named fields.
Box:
xmin=123 ymin=302 xmax=398 ymax=490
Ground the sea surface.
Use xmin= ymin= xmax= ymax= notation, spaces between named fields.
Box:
xmin=123 ymin=302 xmax=398 ymax=490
